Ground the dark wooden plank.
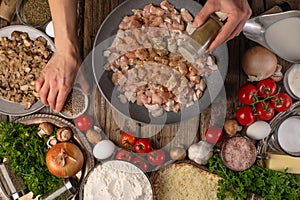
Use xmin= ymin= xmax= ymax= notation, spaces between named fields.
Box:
xmin=140 ymin=117 xmax=200 ymax=150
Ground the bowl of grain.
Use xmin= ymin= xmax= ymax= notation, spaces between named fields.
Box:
xmin=59 ymin=87 xmax=89 ymax=119
xmin=16 ymin=0 xmax=51 ymax=28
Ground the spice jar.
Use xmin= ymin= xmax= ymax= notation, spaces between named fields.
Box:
xmin=179 ymin=14 xmax=224 ymax=63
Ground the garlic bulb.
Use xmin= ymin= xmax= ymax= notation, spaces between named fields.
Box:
xmin=188 ymin=141 xmax=214 ymax=165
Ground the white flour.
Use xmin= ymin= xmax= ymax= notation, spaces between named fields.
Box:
xmin=83 ymin=161 xmax=153 ymax=200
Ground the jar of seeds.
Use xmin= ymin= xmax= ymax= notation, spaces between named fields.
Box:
xmin=16 ymin=0 xmax=51 ymax=28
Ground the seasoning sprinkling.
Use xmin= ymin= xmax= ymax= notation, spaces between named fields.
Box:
xmin=23 ymin=0 xmax=51 ymax=26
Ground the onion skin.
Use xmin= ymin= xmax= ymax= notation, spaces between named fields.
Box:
xmin=242 ymin=46 xmax=277 ymax=81
xmin=46 ymin=142 xmax=84 ymax=178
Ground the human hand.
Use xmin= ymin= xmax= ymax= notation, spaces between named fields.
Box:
xmin=193 ymin=0 xmax=252 ymax=52
xmin=35 ymin=49 xmax=88 ymax=112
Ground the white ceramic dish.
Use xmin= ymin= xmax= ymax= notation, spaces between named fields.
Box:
xmin=79 ymin=160 xmax=153 ymax=200
xmin=0 ymin=25 xmax=55 ymax=116
xmin=276 ymin=116 xmax=300 ymax=156
xmin=59 ymin=87 xmax=89 ymax=119
xmin=283 ymin=64 xmax=300 ymax=101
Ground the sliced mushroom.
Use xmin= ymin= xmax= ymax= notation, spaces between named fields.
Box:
xmin=38 ymin=122 xmax=54 ymax=137
xmin=56 ymin=127 xmax=73 ymax=142
xmin=270 ymin=64 xmax=284 ymax=82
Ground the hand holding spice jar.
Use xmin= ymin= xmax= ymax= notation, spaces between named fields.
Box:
xmin=193 ymin=0 xmax=252 ymax=52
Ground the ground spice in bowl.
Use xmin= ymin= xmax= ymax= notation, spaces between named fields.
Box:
xmin=60 ymin=88 xmax=88 ymax=119
xmin=17 ymin=0 xmax=51 ymax=27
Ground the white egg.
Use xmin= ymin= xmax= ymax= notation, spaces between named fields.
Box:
xmin=93 ymin=140 xmax=115 ymax=160
xmin=246 ymin=121 xmax=271 ymax=140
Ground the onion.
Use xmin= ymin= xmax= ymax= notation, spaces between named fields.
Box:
xmin=46 ymin=142 xmax=84 ymax=178
xmin=242 ymin=46 xmax=279 ymax=81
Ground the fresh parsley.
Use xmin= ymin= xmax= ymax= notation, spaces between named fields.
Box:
xmin=208 ymin=154 xmax=300 ymax=200
xmin=0 ymin=121 xmax=62 ymax=197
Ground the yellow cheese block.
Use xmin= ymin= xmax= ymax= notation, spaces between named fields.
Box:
xmin=265 ymin=152 xmax=300 ymax=174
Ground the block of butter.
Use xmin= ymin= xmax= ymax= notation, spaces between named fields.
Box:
xmin=265 ymin=152 xmax=300 ymax=174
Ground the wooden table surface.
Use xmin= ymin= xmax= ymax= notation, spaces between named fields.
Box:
xmin=0 ymin=0 xmax=300 ymax=198
xmin=0 ymin=0 xmax=299 ymax=149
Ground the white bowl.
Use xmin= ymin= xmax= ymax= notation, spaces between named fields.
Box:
xmin=59 ymin=87 xmax=89 ymax=119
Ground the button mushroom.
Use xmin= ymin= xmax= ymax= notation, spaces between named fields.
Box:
xmin=56 ymin=127 xmax=73 ymax=142
xmin=86 ymin=129 xmax=102 ymax=145
xmin=169 ymin=145 xmax=186 ymax=161
xmin=38 ymin=122 xmax=54 ymax=137
xmin=224 ymin=119 xmax=243 ymax=137
xmin=242 ymin=46 xmax=283 ymax=82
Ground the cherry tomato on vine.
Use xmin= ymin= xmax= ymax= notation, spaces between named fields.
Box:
xmin=236 ymin=106 xmax=255 ymax=126
xmin=255 ymin=102 xmax=275 ymax=121
xmin=115 ymin=149 xmax=133 ymax=161
xmin=238 ymin=83 xmax=258 ymax=104
xmin=120 ymin=132 xmax=137 ymax=148
xmin=134 ymin=138 xmax=152 ymax=153
xmin=147 ymin=149 xmax=166 ymax=166
xmin=205 ymin=126 xmax=224 ymax=144
xmin=271 ymin=93 xmax=292 ymax=112
xmin=257 ymin=78 xmax=277 ymax=98
xmin=131 ymin=156 xmax=149 ymax=172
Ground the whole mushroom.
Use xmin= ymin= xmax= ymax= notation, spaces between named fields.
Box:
xmin=242 ymin=46 xmax=283 ymax=82
xmin=169 ymin=145 xmax=186 ymax=161
xmin=86 ymin=129 xmax=102 ymax=145
xmin=56 ymin=127 xmax=73 ymax=142
xmin=38 ymin=122 xmax=53 ymax=137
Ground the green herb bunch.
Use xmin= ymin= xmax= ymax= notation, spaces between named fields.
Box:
xmin=208 ymin=154 xmax=300 ymax=200
xmin=0 ymin=121 xmax=62 ymax=197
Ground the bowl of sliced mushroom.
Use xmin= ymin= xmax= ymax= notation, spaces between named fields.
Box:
xmin=0 ymin=25 xmax=55 ymax=116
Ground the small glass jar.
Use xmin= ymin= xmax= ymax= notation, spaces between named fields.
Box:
xmin=179 ymin=15 xmax=223 ymax=63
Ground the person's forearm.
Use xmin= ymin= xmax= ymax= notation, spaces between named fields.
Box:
xmin=48 ymin=0 xmax=79 ymax=54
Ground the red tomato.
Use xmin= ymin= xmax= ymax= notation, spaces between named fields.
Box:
xmin=257 ymin=78 xmax=277 ymax=98
xmin=271 ymin=93 xmax=292 ymax=112
xmin=236 ymin=106 xmax=256 ymax=126
xmin=255 ymin=102 xmax=275 ymax=121
xmin=238 ymin=83 xmax=258 ymax=104
xmin=134 ymin=138 xmax=152 ymax=153
xmin=74 ymin=114 xmax=93 ymax=131
xmin=131 ymin=156 xmax=149 ymax=172
xmin=115 ymin=149 xmax=133 ymax=161
xmin=120 ymin=132 xmax=137 ymax=148
xmin=205 ymin=126 xmax=224 ymax=144
xmin=147 ymin=149 xmax=166 ymax=166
